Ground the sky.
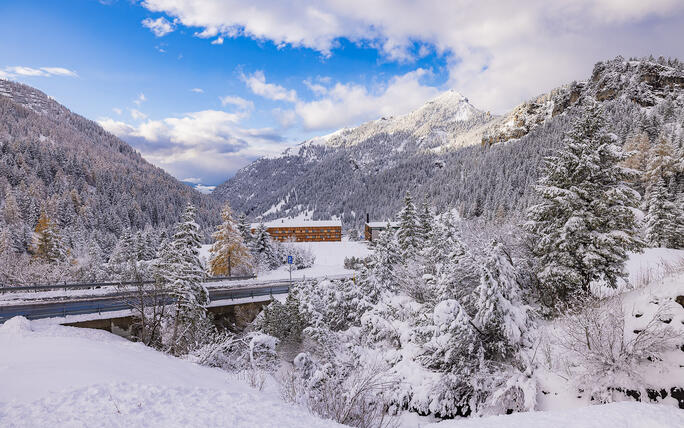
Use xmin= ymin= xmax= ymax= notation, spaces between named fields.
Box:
xmin=1 ymin=0 xmax=684 ymax=188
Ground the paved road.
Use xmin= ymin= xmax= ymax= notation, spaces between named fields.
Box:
xmin=0 ymin=282 xmax=291 ymax=323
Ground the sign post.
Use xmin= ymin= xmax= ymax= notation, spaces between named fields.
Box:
xmin=287 ymin=255 xmax=293 ymax=283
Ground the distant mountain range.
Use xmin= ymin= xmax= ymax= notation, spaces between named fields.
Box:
xmin=213 ymin=56 xmax=684 ymax=228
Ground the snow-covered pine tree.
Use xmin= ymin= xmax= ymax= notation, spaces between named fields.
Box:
xmin=209 ymin=203 xmax=253 ymax=276
xmin=525 ymin=103 xmax=643 ymax=304
xmin=166 ymin=203 xmax=211 ymax=355
xmin=474 ymin=241 xmax=529 ymax=359
xmin=397 ymin=191 xmax=419 ymax=258
xmin=645 ymin=177 xmax=678 ymax=247
xmin=251 ymin=222 xmax=279 ymax=270
xmin=418 ymin=200 xmax=434 ymax=244
xmin=31 ymin=211 xmax=67 ymax=263
xmin=420 ymin=299 xmax=479 ymax=373
xmin=236 ymin=213 xmax=253 ymax=247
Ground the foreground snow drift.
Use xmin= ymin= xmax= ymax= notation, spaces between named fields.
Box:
xmin=0 ymin=317 xmax=340 ymax=428
xmin=428 ymin=401 xmax=684 ymax=428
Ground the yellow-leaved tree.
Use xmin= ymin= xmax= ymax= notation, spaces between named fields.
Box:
xmin=209 ymin=203 xmax=253 ymax=276
xmin=32 ymin=211 xmax=67 ymax=263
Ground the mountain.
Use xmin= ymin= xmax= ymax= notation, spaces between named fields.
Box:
xmin=214 ymin=56 xmax=684 ymax=228
xmin=0 ymin=79 xmax=220 ymax=252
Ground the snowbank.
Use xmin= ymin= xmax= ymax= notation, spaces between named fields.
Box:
xmin=428 ymin=401 xmax=684 ymax=428
xmin=0 ymin=317 xmax=341 ymax=427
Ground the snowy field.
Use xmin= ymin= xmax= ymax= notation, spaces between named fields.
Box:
xmin=200 ymin=239 xmax=372 ymax=282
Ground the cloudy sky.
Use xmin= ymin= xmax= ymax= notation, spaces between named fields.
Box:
xmin=1 ymin=1 xmax=684 ymax=187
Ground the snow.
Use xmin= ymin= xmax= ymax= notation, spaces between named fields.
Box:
xmin=258 ymin=240 xmax=372 ymax=281
xmin=0 ymin=317 xmax=342 ymax=427
xmin=366 ymin=221 xmax=400 ymax=228
xmin=427 ymin=402 xmax=684 ymax=428
xmin=200 ymin=240 xmax=371 ymax=282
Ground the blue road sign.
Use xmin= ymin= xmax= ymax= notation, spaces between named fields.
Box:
xmin=287 ymin=255 xmax=293 ymax=264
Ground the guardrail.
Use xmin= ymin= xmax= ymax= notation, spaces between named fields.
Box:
xmin=0 ymin=283 xmax=291 ymax=322
xmin=0 ymin=275 xmax=257 ymax=293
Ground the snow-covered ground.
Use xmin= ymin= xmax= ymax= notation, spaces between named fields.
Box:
xmin=0 ymin=317 xmax=342 ymax=428
xmin=427 ymin=401 xmax=684 ymax=428
xmin=200 ymin=239 xmax=372 ymax=282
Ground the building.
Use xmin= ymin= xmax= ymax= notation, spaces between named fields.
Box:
xmin=364 ymin=221 xmax=400 ymax=242
xmin=251 ymin=218 xmax=342 ymax=242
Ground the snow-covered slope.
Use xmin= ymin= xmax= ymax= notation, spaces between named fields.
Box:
xmin=428 ymin=401 xmax=684 ymax=428
xmin=0 ymin=317 xmax=341 ymax=427
xmin=214 ymin=57 xmax=684 ymax=227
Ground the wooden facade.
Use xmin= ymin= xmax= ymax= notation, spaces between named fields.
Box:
xmin=364 ymin=221 xmax=400 ymax=242
xmin=251 ymin=219 xmax=342 ymax=242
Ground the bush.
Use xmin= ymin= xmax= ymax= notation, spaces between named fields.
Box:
xmin=280 ymin=243 xmax=316 ymax=270
xmin=557 ymin=296 xmax=683 ymax=403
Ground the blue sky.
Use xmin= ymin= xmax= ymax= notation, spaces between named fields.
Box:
xmin=1 ymin=0 xmax=683 ymax=187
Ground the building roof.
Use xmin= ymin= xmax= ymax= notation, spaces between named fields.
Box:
xmin=251 ymin=218 xmax=342 ymax=229
xmin=365 ymin=221 xmax=400 ymax=228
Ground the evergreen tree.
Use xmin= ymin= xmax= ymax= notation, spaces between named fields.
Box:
xmin=165 ymin=204 xmax=210 ymax=355
xmin=645 ymin=177 xmax=678 ymax=247
xmin=252 ymin=223 xmax=279 ymax=270
xmin=474 ymin=241 xmax=529 ymax=359
xmin=236 ymin=213 xmax=253 ymax=246
xmin=525 ymin=104 xmax=643 ymax=304
xmin=31 ymin=211 xmax=67 ymax=263
xmin=418 ymin=200 xmax=434 ymax=244
xmin=397 ymin=191 xmax=419 ymax=257
xmin=209 ymin=203 xmax=253 ymax=276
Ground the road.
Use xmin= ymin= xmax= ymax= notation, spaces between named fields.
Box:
xmin=0 ymin=282 xmax=292 ymax=323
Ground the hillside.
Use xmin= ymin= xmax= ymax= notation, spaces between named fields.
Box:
xmin=214 ymin=57 xmax=684 ymax=228
xmin=0 ymin=79 xmax=220 ymax=253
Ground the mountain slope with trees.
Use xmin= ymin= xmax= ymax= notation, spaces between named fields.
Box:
xmin=0 ymin=78 xmax=220 ymax=255
xmin=215 ymin=57 xmax=684 ymax=229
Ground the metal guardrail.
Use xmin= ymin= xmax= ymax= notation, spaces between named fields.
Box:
xmin=0 ymin=283 xmax=291 ymax=322
xmin=0 ymin=275 xmax=257 ymax=293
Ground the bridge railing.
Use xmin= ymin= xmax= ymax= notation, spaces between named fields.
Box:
xmin=0 ymin=275 xmax=257 ymax=293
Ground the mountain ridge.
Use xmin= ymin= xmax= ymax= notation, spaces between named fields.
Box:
xmin=213 ymin=56 xmax=684 ymax=228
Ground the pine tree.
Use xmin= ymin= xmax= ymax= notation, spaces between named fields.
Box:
xmin=474 ymin=241 xmax=529 ymax=359
xmin=418 ymin=200 xmax=434 ymax=244
xmin=525 ymin=103 xmax=643 ymax=304
xmin=236 ymin=213 xmax=253 ymax=247
xmin=397 ymin=191 xmax=419 ymax=257
xmin=252 ymin=223 xmax=279 ymax=270
xmin=645 ymin=177 xmax=678 ymax=247
xmin=165 ymin=204 xmax=210 ymax=355
xmin=209 ymin=203 xmax=253 ymax=276
xmin=32 ymin=211 xmax=67 ymax=263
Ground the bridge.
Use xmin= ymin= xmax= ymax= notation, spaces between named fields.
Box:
xmin=0 ymin=274 xmax=351 ymax=325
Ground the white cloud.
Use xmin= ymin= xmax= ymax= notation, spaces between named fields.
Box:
xmin=1 ymin=66 xmax=78 ymax=79
xmin=98 ymin=110 xmax=286 ymax=183
xmin=112 ymin=107 xmax=123 ymax=115
xmin=294 ymin=69 xmax=440 ymax=130
xmin=194 ymin=184 xmax=216 ymax=194
xmin=140 ymin=0 xmax=684 ymax=112
xmin=241 ymin=71 xmax=297 ymax=102
xmin=182 ymin=177 xmax=202 ymax=184
xmin=211 ymin=37 xmax=224 ymax=45
xmin=142 ymin=17 xmax=176 ymax=37
xmin=220 ymin=95 xmax=254 ymax=110
xmin=190 ymin=88 xmax=204 ymax=93
xmin=133 ymin=93 xmax=146 ymax=106
xmin=130 ymin=108 xmax=148 ymax=120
